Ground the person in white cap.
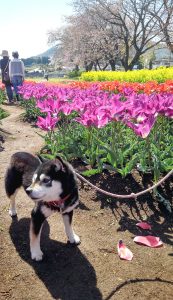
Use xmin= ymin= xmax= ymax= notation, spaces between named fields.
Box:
xmin=0 ymin=50 xmax=14 ymax=104
xmin=9 ymin=51 xmax=25 ymax=101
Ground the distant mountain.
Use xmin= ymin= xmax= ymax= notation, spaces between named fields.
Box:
xmin=22 ymin=47 xmax=56 ymax=66
xmin=37 ymin=46 xmax=56 ymax=58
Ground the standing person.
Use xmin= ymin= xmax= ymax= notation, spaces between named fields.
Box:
xmin=44 ymin=69 xmax=49 ymax=81
xmin=0 ymin=50 xmax=14 ymax=104
xmin=9 ymin=51 xmax=25 ymax=101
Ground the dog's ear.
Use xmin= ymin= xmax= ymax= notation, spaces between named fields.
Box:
xmin=54 ymin=156 xmax=66 ymax=172
xmin=55 ymin=155 xmax=64 ymax=165
xmin=37 ymin=155 xmax=48 ymax=163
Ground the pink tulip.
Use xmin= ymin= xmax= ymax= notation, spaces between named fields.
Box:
xmin=126 ymin=115 xmax=156 ymax=138
xmin=117 ymin=240 xmax=133 ymax=261
xmin=133 ymin=236 xmax=163 ymax=247
xmin=36 ymin=112 xmax=58 ymax=131
xmin=37 ymin=99 xmax=61 ymax=114
xmin=136 ymin=222 xmax=152 ymax=230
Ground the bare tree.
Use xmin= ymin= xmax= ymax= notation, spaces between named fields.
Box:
xmin=48 ymin=0 xmax=173 ymax=71
xmin=71 ymin=0 xmax=173 ymax=70
xmin=48 ymin=11 xmax=121 ymax=71
xmin=150 ymin=0 xmax=173 ymax=52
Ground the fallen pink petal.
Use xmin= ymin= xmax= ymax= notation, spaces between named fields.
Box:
xmin=136 ymin=222 xmax=152 ymax=230
xmin=133 ymin=236 xmax=163 ymax=248
xmin=117 ymin=240 xmax=133 ymax=261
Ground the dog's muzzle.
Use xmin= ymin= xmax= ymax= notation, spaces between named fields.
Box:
xmin=26 ymin=187 xmax=45 ymax=200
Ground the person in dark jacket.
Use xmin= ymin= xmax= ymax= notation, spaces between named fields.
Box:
xmin=0 ymin=50 xmax=14 ymax=103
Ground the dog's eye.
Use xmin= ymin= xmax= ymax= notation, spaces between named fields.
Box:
xmin=42 ymin=178 xmax=51 ymax=184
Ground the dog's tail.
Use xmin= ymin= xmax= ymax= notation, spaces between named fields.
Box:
xmin=5 ymin=165 xmax=23 ymax=198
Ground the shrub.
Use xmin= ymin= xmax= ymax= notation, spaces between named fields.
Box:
xmin=68 ymin=70 xmax=83 ymax=78
xmin=0 ymin=107 xmax=9 ymax=120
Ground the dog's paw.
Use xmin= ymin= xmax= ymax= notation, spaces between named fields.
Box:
xmin=31 ymin=250 xmax=43 ymax=261
xmin=73 ymin=234 xmax=81 ymax=245
xmin=9 ymin=209 xmax=17 ymax=217
xmin=68 ymin=233 xmax=81 ymax=245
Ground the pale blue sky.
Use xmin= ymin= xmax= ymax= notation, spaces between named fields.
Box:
xmin=0 ymin=0 xmax=73 ymax=58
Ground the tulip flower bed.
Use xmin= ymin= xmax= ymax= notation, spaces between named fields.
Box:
xmin=81 ymin=67 xmax=173 ymax=83
xmin=70 ymin=80 xmax=173 ymax=94
xmin=1 ymin=80 xmax=172 ymax=184
xmin=20 ymin=78 xmax=173 ymax=94
xmin=15 ymin=81 xmax=172 ymax=192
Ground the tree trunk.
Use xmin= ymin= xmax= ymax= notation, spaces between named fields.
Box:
xmin=102 ymin=63 xmax=109 ymax=70
xmin=88 ymin=62 xmax=94 ymax=71
xmin=84 ymin=61 xmax=94 ymax=71
xmin=149 ymin=60 xmax=153 ymax=70
xmin=121 ymin=59 xmax=129 ymax=71
xmin=109 ymin=59 xmax=116 ymax=71
xmin=74 ymin=64 xmax=79 ymax=71
xmin=94 ymin=63 xmax=98 ymax=71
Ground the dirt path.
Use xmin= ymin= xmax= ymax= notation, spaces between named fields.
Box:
xmin=0 ymin=105 xmax=173 ymax=300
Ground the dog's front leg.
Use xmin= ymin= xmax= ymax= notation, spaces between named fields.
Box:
xmin=30 ymin=205 xmax=53 ymax=261
xmin=62 ymin=211 xmax=80 ymax=245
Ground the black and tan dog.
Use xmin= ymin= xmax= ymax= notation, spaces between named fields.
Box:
xmin=5 ymin=152 xmax=80 ymax=261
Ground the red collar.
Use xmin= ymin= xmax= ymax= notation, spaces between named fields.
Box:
xmin=44 ymin=193 xmax=71 ymax=209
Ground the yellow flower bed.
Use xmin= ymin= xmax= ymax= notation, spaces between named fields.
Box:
xmin=80 ymin=67 xmax=173 ymax=83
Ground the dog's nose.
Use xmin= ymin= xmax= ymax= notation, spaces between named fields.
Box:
xmin=26 ymin=188 xmax=32 ymax=195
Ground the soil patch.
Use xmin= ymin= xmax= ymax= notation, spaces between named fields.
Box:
xmin=0 ymin=105 xmax=173 ymax=300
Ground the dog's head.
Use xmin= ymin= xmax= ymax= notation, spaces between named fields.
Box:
xmin=26 ymin=156 xmax=75 ymax=202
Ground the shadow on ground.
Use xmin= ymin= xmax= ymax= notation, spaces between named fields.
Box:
xmin=103 ymin=277 xmax=173 ymax=300
xmin=89 ymin=171 xmax=173 ymax=216
xmin=9 ymin=217 xmax=102 ymax=300
xmin=83 ymin=170 xmax=173 ymax=250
